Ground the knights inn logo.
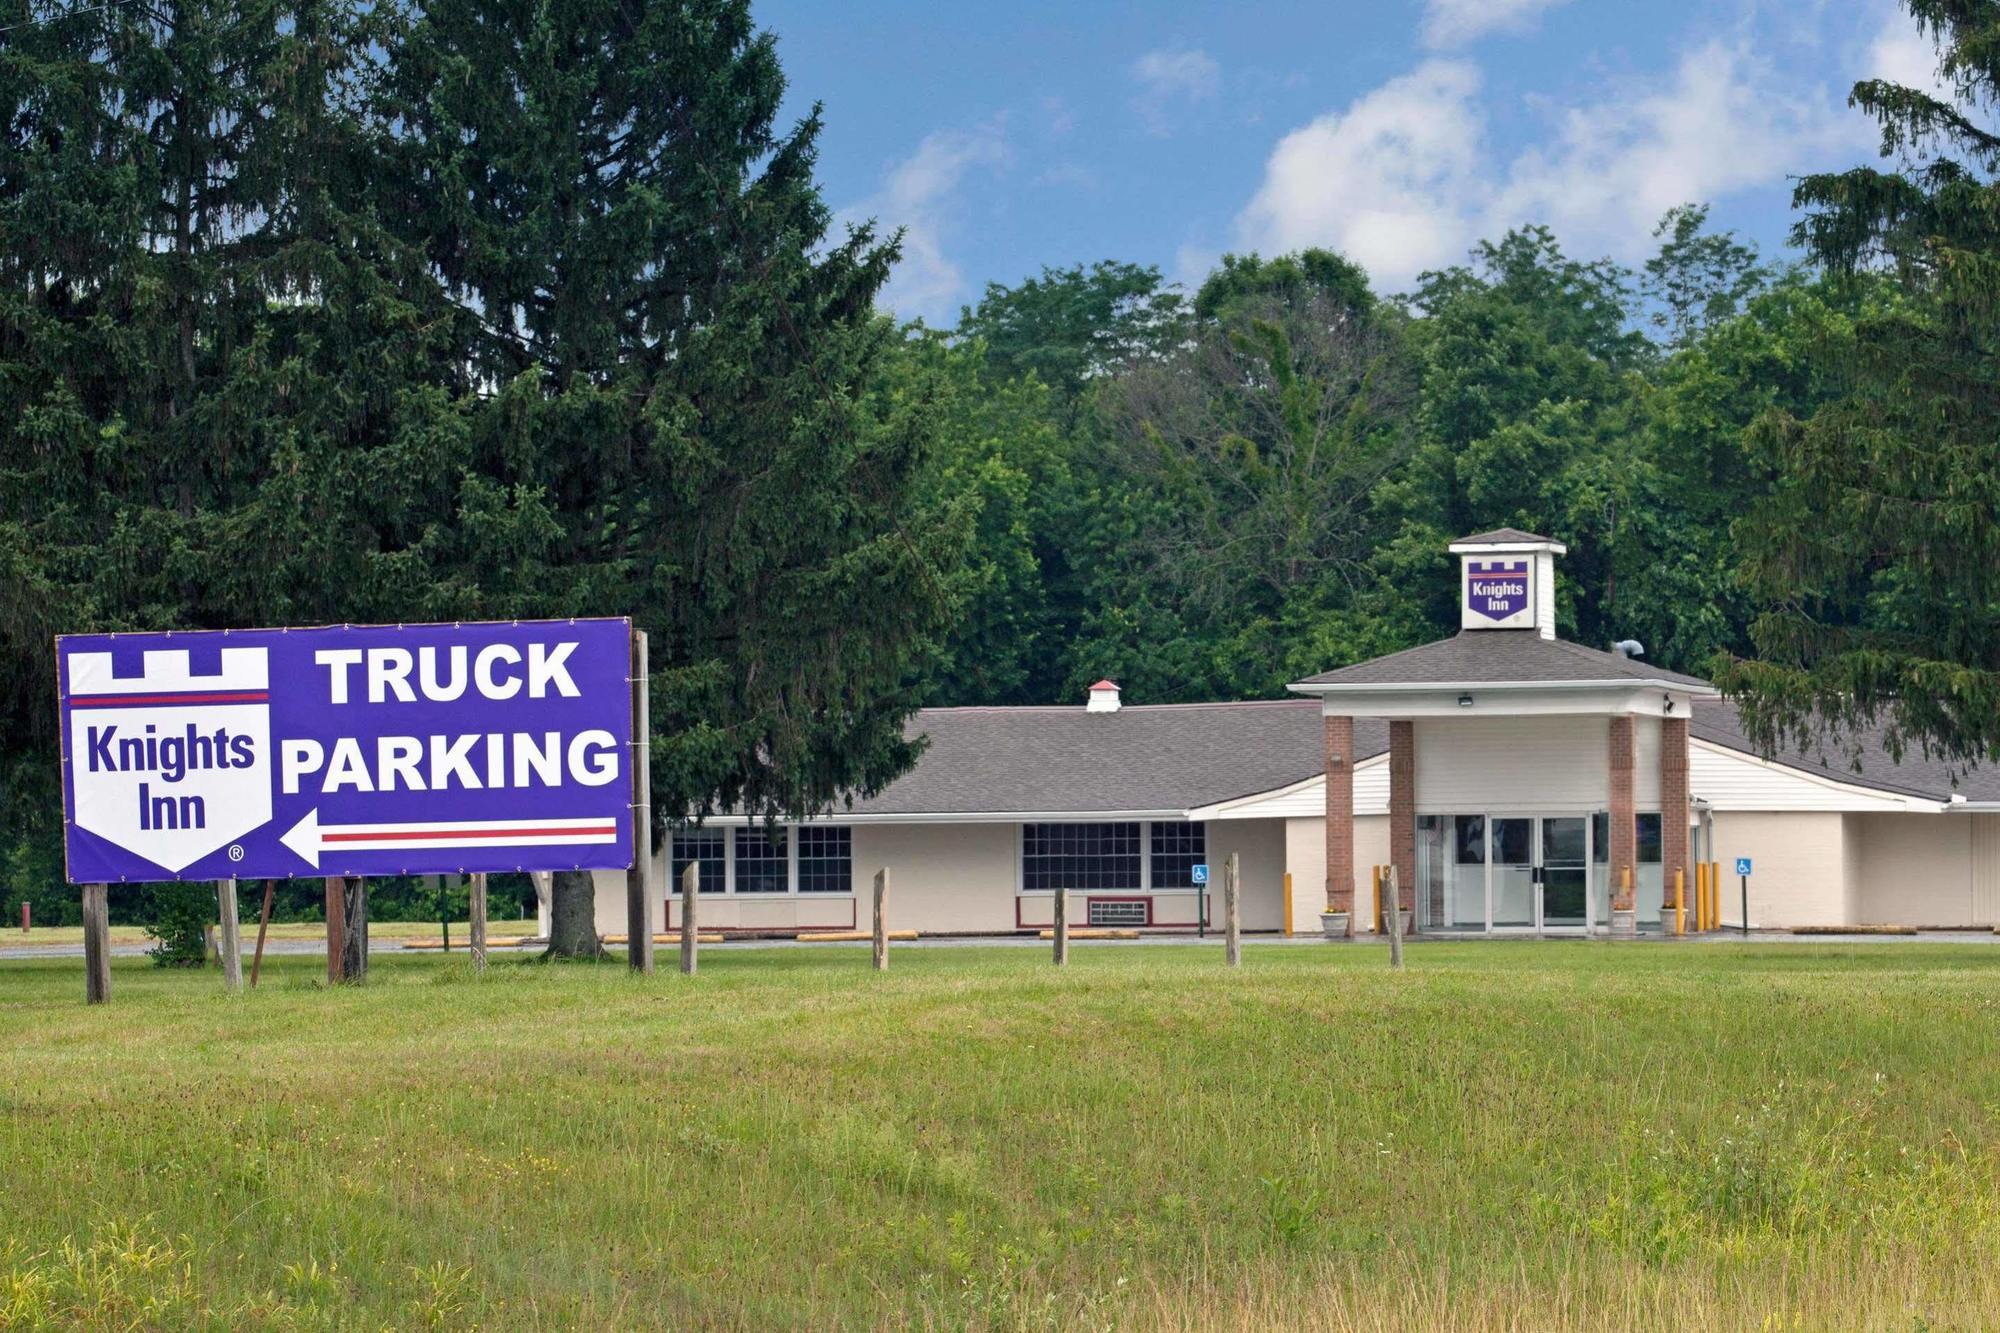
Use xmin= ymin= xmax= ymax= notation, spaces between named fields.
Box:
xmin=1465 ymin=558 xmax=1531 ymax=622
xmin=65 ymin=646 xmax=274 ymax=874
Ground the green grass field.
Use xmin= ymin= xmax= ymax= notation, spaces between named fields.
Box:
xmin=2 ymin=941 xmax=1997 ymax=1330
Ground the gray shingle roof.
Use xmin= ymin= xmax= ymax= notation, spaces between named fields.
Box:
xmin=1455 ymin=526 xmax=1560 ymax=545
xmin=1290 ymin=631 xmax=1716 ymax=690
xmin=1691 ymin=698 xmax=2000 ymax=804
xmin=831 ymin=700 xmax=1384 ymax=817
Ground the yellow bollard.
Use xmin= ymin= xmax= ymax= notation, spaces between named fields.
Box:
xmin=1283 ymin=872 xmax=1295 ymax=938
xmin=1673 ymin=868 xmax=1685 ymax=936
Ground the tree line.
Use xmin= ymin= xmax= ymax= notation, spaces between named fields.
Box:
xmin=3 ymin=0 xmax=1996 ymax=941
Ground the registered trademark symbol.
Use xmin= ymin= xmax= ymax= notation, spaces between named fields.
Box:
xmin=227 ymin=844 xmax=245 ymax=862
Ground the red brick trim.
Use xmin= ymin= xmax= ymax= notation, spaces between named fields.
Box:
xmin=1324 ymin=714 xmax=1354 ymax=930
xmin=1609 ymin=715 xmax=1636 ymax=911
xmin=1661 ymin=716 xmax=1691 ymax=914
xmin=1389 ymin=720 xmax=1416 ymax=926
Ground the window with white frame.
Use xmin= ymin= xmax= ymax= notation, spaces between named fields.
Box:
xmin=797 ymin=827 xmax=852 ymax=894
xmin=733 ymin=827 xmax=788 ymax=894
xmin=1021 ymin=822 xmax=1141 ymax=892
xmin=670 ymin=829 xmax=726 ymax=893
xmin=1149 ymin=822 xmax=1207 ymax=889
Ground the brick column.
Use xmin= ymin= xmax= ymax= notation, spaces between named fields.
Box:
xmin=1608 ymin=714 xmax=1636 ymax=936
xmin=1661 ymin=716 xmax=1690 ymax=924
xmin=1389 ymin=720 xmax=1416 ymax=932
xmin=1324 ymin=714 xmax=1354 ymax=935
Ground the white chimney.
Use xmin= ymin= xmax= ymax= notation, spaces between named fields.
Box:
xmin=1446 ymin=530 xmax=1567 ymax=640
xmin=1086 ymin=679 xmax=1121 ymax=713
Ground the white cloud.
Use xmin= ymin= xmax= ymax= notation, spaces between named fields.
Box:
xmin=1491 ymin=41 xmax=1865 ymax=261
xmin=1864 ymin=5 xmax=1951 ymax=101
xmin=1234 ymin=60 xmax=1488 ymax=290
xmin=1231 ymin=41 xmax=1866 ymax=293
xmin=1131 ymin=48 xmax=1222 ymax=136
xmin=1423 ymin=0 xmax=1573 ymax=49
xmin=840 ymin=122 xmax=1009 ymax=323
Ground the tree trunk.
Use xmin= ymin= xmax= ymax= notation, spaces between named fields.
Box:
xmin=546 ymin=869 xmax=605 ymax=959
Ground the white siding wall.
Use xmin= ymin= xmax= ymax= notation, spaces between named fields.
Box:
xmin=1708 ymin=811 xmax=1849 ymax=927
xmin=1414 ymin=716 xmax=1609 ymax=813
xmin=1282 ymin=812 xmax=1387 ymax=931
xmin=1208 ymin=818 xmax=1288 ymax=931
xmin=1850 ymin=813 xmax=2000 ymax=927
xmin=1633 ymin=715 xmax=1661 ymax=810
xmin=1976 ymin=816 xmax=2000 ymax=924
xmin=849 ymin=823 xmax=1018 ymax=933
xmin=1691 ymin=741 xmax=1914 ymax=812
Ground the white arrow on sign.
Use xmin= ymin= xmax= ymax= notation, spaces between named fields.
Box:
xmin=279 ymin=808 xmax=621 ymax=869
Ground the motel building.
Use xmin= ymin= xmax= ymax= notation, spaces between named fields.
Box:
xmin=589 ymin=530 xmax=2000 ymax=939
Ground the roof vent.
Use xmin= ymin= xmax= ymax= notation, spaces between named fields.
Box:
xmin=1612 ymin=639 xmax=1646 ymax=659
xmin=1086 ymin=679 xmax=1121 ymax=713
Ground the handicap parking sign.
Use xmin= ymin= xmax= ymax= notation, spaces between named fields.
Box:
xmin=1735 ymin=857 xmax=1753 ymax=877
xmin=1191 ymin=863 xmax=1209 ymax=885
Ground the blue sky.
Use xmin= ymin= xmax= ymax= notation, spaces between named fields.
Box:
xmin=752 ymin=0 xmax=1946 ymax=324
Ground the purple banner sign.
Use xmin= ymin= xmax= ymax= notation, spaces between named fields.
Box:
xmin=1464 ymin=559 xmax=1531 ymax=623
xmin=56 ymin=619 xmax=634 ymax=883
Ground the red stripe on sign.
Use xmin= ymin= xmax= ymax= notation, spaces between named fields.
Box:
xmin=323 ymin=825 xmax=619 ymax=843
xmin=69 ymin=691 xmax=270 ymax=707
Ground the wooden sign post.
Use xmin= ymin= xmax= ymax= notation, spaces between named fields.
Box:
xmin=250 ymin=880 xmax=275 ymax=988
xmin=82 ymin=883 xmax=110 ymax=1004
xmin=626 ymin=629 xmax=655 ymax=975
xmin=342 ymin=877 xmax=368 ymax=981
xmin=324 ymin=876 xmax=346 ymax=985
xmin=679 ymin=862 xmax=698 ymax=976
xmin=1223 ymin=852 xmax=1241 ymax=967
xmin=1052 ymin=885 xmax=1070 ymax=966
xmin=216 ymin=879 xmax=243 ymax=993
xmin=469 ymin=872 xmax=488 ymax=973
xmin=872 ymin=868 xmax=889 ymax=972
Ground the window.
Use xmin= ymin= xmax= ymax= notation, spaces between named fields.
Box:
xmin=1149 ymin=822 xmax=1207 ymax=889
xmin=1590 ymin=813 xmax=1663 ymax=863
xmin=670 ymin=829 xmax=725 ymax=893
xmin=1636 ymin=813 xmax=1662 ymax=864
xmin=733 ymin=827 xmax=788 ymax=894
xmin=797 ymin=826 xmax=852 ymax=894
xmin=1022 ymin=823 xmax=1141 ymax=892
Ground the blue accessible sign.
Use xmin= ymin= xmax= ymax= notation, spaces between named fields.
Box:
xmin=1190 ymin=863 xmax=1210 ymax=885
xmin=56 ymin=619 xmax=635 ymax=883
xmin=1735 ymin=857 xmax=1753 ymax=877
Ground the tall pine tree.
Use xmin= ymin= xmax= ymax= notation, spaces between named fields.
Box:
xmin=378 ymin=0 xmax=963 ymax=954
xmin=1720 ymin=2 xmax=2000 ymax=768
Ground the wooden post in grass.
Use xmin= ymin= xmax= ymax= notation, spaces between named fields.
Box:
xmin=1371 ymin=863 xmax=1384 ymax=934
xmin=217 ymin=879 xmax=243 ymax=993
xmin=250 ymin=880 xmax=275 ymax=988
xmin=342 ymin=877 xmax=368 ymax=981
xmin=469 ymin=872 xmax=488 ymax=973
xmin=1052 ymin=885 xmax=1070 ymax=966
xmin=872 ymin=867 xmax=889 ymax=972
xmin=82 ymin=883 xmax=110 ymax=1005
xmin=679 ymin=862 xmax=698 ymax=976
xmin=626 ymin=628 xmax=655 ymax=975
xmin=324 ymin=876 xmax=346 ymax=985
xmin=1282 ymin=871 xmax=1294 ymax=937
xmin=1223 ymin=853 xmax=1241 ymax=966
xmin=1384 ymin=864 xmax=1405 ymax=970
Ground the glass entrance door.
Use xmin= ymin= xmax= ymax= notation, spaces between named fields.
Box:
xmin=1437 ymin=813 xmax=1596 ymax=933
xmin=1540 ymin=816 xmax=1589 ymax=931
